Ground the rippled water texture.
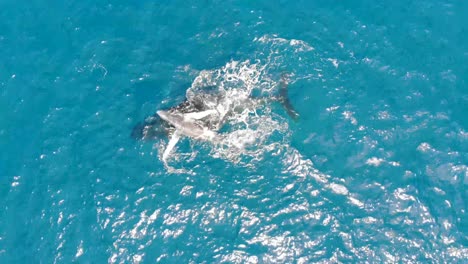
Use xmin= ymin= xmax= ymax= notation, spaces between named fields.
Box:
xmin=1 ymin=0 xmax=467 ymax=263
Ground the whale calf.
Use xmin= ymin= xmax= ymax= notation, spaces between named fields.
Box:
xmin=155 ymin=109 xmax=220 ymax=161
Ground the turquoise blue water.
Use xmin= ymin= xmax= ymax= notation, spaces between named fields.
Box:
xmin=1 ymin=0 xmax=467 ymax=262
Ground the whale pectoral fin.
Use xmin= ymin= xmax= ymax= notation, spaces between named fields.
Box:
xmin=183 ymin=109 xmax=217 ymax=120
xmin=279 ymin=72 xmax=300 ymax=121
xmin=162 ymin=131 xmax=181 ymax=161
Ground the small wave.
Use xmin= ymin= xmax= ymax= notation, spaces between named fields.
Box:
xmin=254 ymin=34 xmax=315 ymax=52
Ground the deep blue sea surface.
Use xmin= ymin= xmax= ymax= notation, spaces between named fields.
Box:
xmin=1 ymin=1 xmax=467 ymax=263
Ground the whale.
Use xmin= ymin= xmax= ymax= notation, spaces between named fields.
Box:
xmin=132 ymin=73 xmax=298 ymax=161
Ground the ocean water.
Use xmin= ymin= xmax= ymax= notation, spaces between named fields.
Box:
xmin=1 ymin=0 xmax=467 ymax=263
